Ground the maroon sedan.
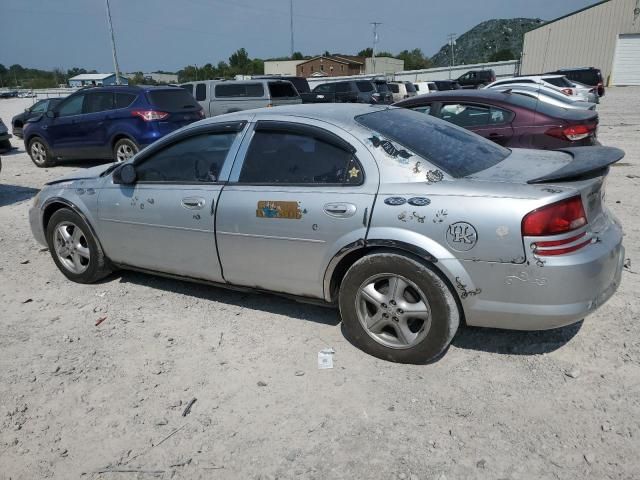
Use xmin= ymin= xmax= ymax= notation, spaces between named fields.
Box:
xmin=394 ymin=90 xmax=598 ymax=149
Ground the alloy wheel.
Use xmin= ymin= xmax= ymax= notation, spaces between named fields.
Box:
xmin=355 ymin=274 xmax=432 ymax=349
xmin=53 ymin=222 xmax=90 ymax=274
xmin=30 ymin=141 xmax=47 ymax=165
xmin=116 ymin=143 xmax=136 ymax=162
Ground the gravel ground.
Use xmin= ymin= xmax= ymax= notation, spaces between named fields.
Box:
xmin=1 ymin=89 xmax=639 ymax=480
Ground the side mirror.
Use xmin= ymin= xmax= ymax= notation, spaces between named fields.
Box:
xmin=45 ymin=110 xmax=57 ymax=119
xmin=118 ymin=164 xmax=137 ymax=184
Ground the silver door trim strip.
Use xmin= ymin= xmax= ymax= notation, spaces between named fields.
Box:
xmin=218 ymin=231 xmax=325 ymax=243
xmin=101 ymin=218 xmax=212 ymax=233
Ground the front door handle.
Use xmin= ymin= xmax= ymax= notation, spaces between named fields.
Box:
xmin=324 ymin=202 xmax=357 ymax=218
xmin=181 ymin=197 xmax=205 ymax=210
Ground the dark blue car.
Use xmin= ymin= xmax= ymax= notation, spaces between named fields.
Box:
xmin=23 ymin=85 xmax=204 ymax=167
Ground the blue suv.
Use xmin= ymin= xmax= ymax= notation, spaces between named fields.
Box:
xmin=23 ymin=85 xmax=204 ymax=168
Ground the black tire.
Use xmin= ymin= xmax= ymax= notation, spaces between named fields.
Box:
xmin=113 ymin=137 xmax=139 ymax=162
xmin=28 ymin=137 xmax=55 ymax=167
xmin=0 ymin=139 xmax=12 ymax=151
xmin=46 ymin=208 xmax=111 ymax=284
xmin=339 ymin=252 xmax=460 ymax=364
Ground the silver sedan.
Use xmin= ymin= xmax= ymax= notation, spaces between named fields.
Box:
xmin=29 ymin=104 xmax=625 ymax=363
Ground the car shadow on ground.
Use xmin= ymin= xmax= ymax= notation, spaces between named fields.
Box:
xmin=114 ymin=270 xmax=341 ymax=326
xmin=452 ymin=321 xmax=583 ymax=355
xmin=0 ymin=184 xmax=39 ymax=208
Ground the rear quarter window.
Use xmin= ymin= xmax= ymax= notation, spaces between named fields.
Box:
xmin=115 ymin=93 xmax=137 ymax=109
xmin=147 ymin=89 xmax=200 ymax=110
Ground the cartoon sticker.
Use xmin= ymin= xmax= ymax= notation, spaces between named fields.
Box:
xmin=446 ymin=222 xmax=478 ymax=251
xmin=426 ymin=170 xmax=444 ymax=183
xmin=256 ymin=201 xmax=302 ymax=219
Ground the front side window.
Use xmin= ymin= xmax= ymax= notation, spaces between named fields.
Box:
xmin=412 ymin=105 xmax=432 ymax=115
xmin=84 ymin=92 xmax=114 ymax=114
xmin=438 ymin=103 xmax=512 ymax=127
xmin=239 ymin=131 xmax=362 ymax=185
xmin=313 ymin=84 xmax=333 ymax=94
xmin=57 ymin=94 xmax=85 ymax=117
xmin=136 ymin=132 xmax=238 ymax=183
xmin=195 ymin=83 xmax=207 ymax=101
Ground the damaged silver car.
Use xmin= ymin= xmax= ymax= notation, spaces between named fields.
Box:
xmin=29 ymin=104 xmax=625 ymax=363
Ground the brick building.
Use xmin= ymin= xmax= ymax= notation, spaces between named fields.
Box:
xmin=296 ymin=55 xmax=365 ymax=78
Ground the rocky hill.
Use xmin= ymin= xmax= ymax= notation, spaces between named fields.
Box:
xmin=430 ymin=18 xmax=544 ymax=67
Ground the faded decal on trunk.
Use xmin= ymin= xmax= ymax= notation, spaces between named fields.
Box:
xmin=256 ymin=201 xmax=302 ymax=219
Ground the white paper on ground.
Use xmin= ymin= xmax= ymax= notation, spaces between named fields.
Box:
xmin=317 ymin=348 xmax=335 ymax=369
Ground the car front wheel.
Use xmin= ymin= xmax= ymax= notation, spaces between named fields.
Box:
xmin=339 ymin=252 xmax=460 ymax=364
xmin=113 ymin=138 xmax=139 ymax=162
xmin=46 ymin=208 xmax=111 ymax=283
xmin=28 ymin=137 xmax=54 ymax=167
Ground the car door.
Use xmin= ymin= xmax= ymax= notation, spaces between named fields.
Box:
xmin=216 ymin=118 xmax=379 ymax=298
xmin=437 ymin=102 xmax=515 ymax=146
xmin=47 ymin=93 xmax=87 ymax=157
xmin=81 ymin=91 xmax=115 ymax=158
xmin=96 ymin=121 xmax=247 ymax=282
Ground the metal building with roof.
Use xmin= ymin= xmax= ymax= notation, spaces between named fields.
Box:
xmin=521 ymin=0 xmax=640 ymax=85
xmin=68 ymin=73 xmax=128 ymax=87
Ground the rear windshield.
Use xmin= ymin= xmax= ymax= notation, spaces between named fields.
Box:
xmin=374 ymin=82 xmax=390 ymax=93
xmin=268 ymin=81 xmax=299 ymax=98
xmin=356 ymin=108 xmax=510 ymax=178
xmin=146 ymin=89 xmax=200 ymax=110
xmin=356 ymin=81 xmax=374 ymax=93
xmin=404 ymin=82 xmax=416 ymax=93
xmin=215 ymin=83 xmax=265 ymax=98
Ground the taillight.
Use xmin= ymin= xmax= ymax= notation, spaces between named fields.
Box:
xmin=131 ymin=110 xmax=169 ymax=121
xmin=545 ymin=124 xmax=595 ymax=141
xmin=561 ymin=88 xmax=573 ymax=95
xmin=523 ymin=196 xmax=587 ymax=236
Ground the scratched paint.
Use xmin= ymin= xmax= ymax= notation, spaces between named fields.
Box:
xmin=504 ymin=272 xmax=548 ymax=286
xmin=256 ymin=201 xmax=302 ymax=220
xmin=496 ymin=226 xmax=509 ymax=238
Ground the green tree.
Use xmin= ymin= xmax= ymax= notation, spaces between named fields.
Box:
xmin=67 ymin=67 xmax=87 ymax=78
xmin=291 ymin=51 xmax=304 ymax=60
xmin=129 ymin=72 xmax=146 ymax=85
xmin=229 ymin=48 xmax=251 ymax=72
xmin=488 ymin=49 xmax=516 ymax=62
xmin=396 ymin=48 xmax=432 ymax=70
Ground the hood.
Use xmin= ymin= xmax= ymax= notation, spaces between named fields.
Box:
xmin=46 ymin=163 xmax=115 ymax=185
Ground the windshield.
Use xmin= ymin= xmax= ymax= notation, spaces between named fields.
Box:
xmin=355 ymin=108 xmax=510 ymax=178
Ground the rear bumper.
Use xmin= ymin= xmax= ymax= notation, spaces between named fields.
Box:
xmin=458 ymin=222 xmax=624 ymax=330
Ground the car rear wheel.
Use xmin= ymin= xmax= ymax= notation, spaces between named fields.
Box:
xmin=113 ymin=138 xmax=139 ymax=162
xmin=339 ymin=252 xmax=460 ymax=364
xmin=46 ymin=208 xmax=111 ymax=283
xmin=28 ymin=137 xmax=54 ymax=167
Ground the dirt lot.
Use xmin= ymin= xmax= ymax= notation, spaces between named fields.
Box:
xmin=1 ymin=89 xmax=639 ymax=480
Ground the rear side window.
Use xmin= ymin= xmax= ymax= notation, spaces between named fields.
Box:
xmin=239 ymin=131 xmax=362 ymax=185
xmin=389 ymin=84 xmax=400 ymax=93
xmin=438 ymin=103 xmax=513 ymax=127
xmin=356 ymin=108 xmax=510 ymax=178
xmin=136 ymin=132 xmax=238 ymax=183
xmin=268 ymin=82 xmax=298 ymax=98
xmin=84 ymin=92 xmax=114 ymax=114
xmin=115 ymin=93 xmax=137 ymax=109
xmin=356 ymin=81 xmax=374 ymax=93
xmin=335 ymin=83 xmax=350 ymax=93
xmin=404 ymin=82 xmax=416 ymax=93
xmin=147 ymin=89 xmax=200 ymax=110
xmin=215 ymin=83 xmax=265 ymax=98
xmin=195 ymin=83 xmax=207 ymax=101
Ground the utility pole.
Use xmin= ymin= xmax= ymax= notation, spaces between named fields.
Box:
xmin=371 ymin=22 xmax=382 ymax=74
xmin=105 ymin=0 xmax=122 ymax=85
xmin=290 ymin=0 xmax=295 ymax=57
xmin=447 ymin=33 xmax=456 ymax=78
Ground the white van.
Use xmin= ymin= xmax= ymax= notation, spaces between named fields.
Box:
xmin=180 ymin=79 xmax=301 ymax=117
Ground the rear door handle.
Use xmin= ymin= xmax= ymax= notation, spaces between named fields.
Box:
xmin=181 ymin=197 xmax=205 ymax=210
xmin=324 ymin=202 xmax=357 ymax=218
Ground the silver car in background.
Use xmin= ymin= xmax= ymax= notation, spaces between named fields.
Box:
xmin=29 ymin=104 xmax=625 ymax=364
xmin=180 ymin=79 xmax=301 ymax=117
xmin=490 ymin=84 xmax=597 ymax=110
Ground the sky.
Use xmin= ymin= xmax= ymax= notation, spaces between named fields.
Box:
xmin=1 ymin=0 xmax=596 ymax=73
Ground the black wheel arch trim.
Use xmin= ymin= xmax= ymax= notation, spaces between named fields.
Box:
xmin=322 ymin=238 xmax=438 ymax=302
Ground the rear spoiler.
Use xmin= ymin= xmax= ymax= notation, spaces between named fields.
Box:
xmin=527 ymin=146 xmax=624 ymax=184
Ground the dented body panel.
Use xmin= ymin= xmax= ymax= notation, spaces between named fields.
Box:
xmin=30 ymin=104 xmax=625 ymax=332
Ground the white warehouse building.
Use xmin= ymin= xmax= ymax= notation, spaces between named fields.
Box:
xmin=521 ymin=0 xmax=640 ymax=85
